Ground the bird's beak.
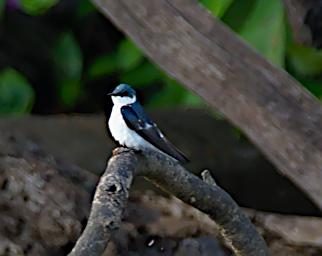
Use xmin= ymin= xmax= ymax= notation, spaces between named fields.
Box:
xmin=107 ymin=92 xmax=116 ymax=96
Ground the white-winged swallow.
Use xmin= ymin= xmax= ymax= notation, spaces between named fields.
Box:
xmin=108 ymin=84 xmax=188 ymax=163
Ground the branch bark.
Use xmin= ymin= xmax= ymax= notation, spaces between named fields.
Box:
xmin=91 ymin=0 xmax=322 ymax=211
xmin=69 ymin=148 xmax=269 ymax=256
xmin=0 ymin=132 xmax=94 ymax=255
xmin=68 ymin=149 xmax=137 ymax=256
xmin=245 ymin=209 xmax=322 ymax=248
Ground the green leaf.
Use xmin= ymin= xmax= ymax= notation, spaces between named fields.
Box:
xmin=303 ymin=79 xmax=322 ymax=99
xmin=147 ymin=79 xmax=185 ymax=108
xmin=117 ymin=39 xmax=144 ymax=72
xmin=88 ymin=53 xmax=118 ymax=79
xmin=0 ymin=0 xmax=5 ymax=19
xmin=54 ymin=33 xmax=83 ymax=80
xmin=222 ymin=0 xmax=257 ymax=32
xmin=289 ymin=69 xmax=322 ymax=98
xmin=20 ymin=0 xmax=59 ymax=15
xmin=148 ymin=77 xmax=204 ymax=108
xmin=77 ymin=0 xmax=95 ymax=18
xmin=0 ymin=68 xmax=35 ymax=115
xmin=58 ymin=79 xmax=82 ymax=108
xmin=181 ymin=91 xmax=204 ymax=107
xmin=53 ymin=32 xmax=83 ymax=108
xmin=240 ymin=0 xmax=285 ymax=67
xmin=200 ymin=0 xmax=234 ymax=18
xmin=287 ymin=43 xmax=322 ymax=77
xmin=120 ymin=62 xmax=162 ymax=87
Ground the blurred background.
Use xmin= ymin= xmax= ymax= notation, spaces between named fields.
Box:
xmin=1 ymin=0 xmax=321 ymax=116
xmin=1 ymin=0 xmax=322 ymax=215
xmin=1 ymin=1 xmax=322 ymax=254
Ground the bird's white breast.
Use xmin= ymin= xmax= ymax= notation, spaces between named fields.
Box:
xmin=108 ymin=105 xmax=155 ymax=150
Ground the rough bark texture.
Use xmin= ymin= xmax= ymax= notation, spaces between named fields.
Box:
xmin=1 ymin=119 xmax=322 ymax=255
xmin=92 ymin=0 xmax=322 ymax=211
xmin=245 ymin=209 xmax=322 ymax=248
xmin=137 ymin=151 xmax=269 ymax=255
xmin=69 ymin=149 xmax=137 ymax=256
xmin=70 ymin=148 xmax=269 ymax=256
xmin=0 ymin=132 xmax=95 ymax=256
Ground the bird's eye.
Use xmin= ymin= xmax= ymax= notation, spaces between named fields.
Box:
xmin=119 ymin=91 xmax=130 ymax=97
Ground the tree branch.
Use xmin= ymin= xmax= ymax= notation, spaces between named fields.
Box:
xmin=69 ymin=148 xmax=269 ymax=256
xmin=92 ymin=0 xmax=322 ymax=212
xmin=68 ymin=149 xmax=137 ymax=256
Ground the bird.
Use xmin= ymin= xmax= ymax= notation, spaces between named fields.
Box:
xmin=107 ymin=84 xmax=188 ymax=163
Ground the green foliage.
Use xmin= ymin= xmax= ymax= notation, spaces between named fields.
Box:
xmin=239 ymin=0 xmax=285 ymax=67
xmin=21 ymin=0 xmax=60 ymax=15
xmin=88 ymin=53 xmax=118 ymax=79
xmin=0 ymin=0 xmax=4 ymax=19
xmin=53 ymin=32 xmax=83 ymax=108
xmin=77 ymin=0 xmax=95 ymax=18
xmin=222 ymin=0 xmax=322 ymax=101
xmin=59 ymin=79 xmax=82 ymax=108
xmin=120 ymin=62 xmax=162 ymax=87
xmin=117 ymin=39 xmax=144 ymax=72
xmin=299 ymin=77 xmax=322 ymax=99
xmin=54 ymin=33 xmax=83 ymax=80
xmin=88 ymin=39 xmax=144 ymax=79
xmin=287 ymin=43 xmax=322 ymax=77
xmin=6 ymin=0 xmax=322 ymax=113
xmin=222 ymin=0 xmax=256 ymax=32
xmin=147 ymin=78 xmax=204 ymax=108
xmin=0 ymin=68 xmax=35 ymax=115
xmin=200 ymin=0 xmax=233 ymax=18
xmin=87 ymin=37 xmax=204 ymax=108
xmin=85 ymin=0 xmax=321 ymax=108
xmin=283 ymin=27 xmax=322 ymax=99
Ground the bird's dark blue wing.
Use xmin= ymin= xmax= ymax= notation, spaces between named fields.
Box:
xmin=121 ymin=103 xmax=188 ymax=163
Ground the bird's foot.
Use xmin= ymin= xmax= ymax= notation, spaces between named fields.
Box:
xmin=112 ymin=147 xmax=133 ymax=156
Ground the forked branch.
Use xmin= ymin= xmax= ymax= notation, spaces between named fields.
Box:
xmin=69 ymin=148 xmax=269 ymax=256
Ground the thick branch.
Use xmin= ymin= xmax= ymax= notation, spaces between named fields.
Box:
xmin=245 ymin=209 xmax=322 ymax=247
xmin=68 ymin=149 xmax=137 ymax=256
xmin=69 ymin=148 xmax=269 ymax=256
xmin=92 ymin=0 xmax=322 ymax=211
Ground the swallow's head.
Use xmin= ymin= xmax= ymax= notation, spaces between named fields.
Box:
xmin=108 ymin=84 xmax=137 ymax=106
